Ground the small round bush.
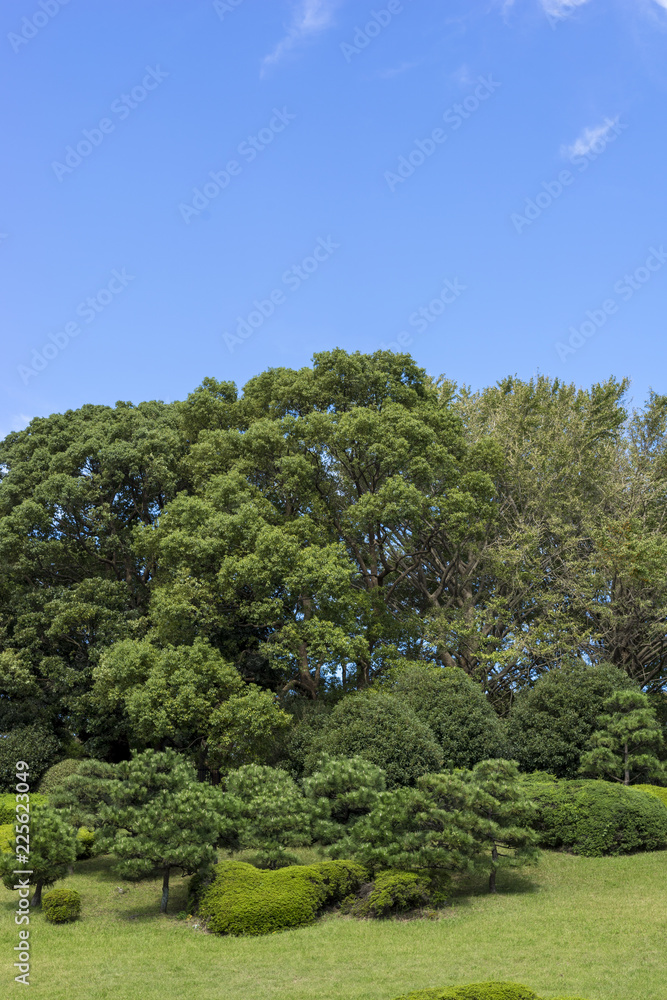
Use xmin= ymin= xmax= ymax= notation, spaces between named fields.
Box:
xmin=0 ymin=792 xmax=47 ymax=825
xmin=392 ymin=984 xmax=541 ymax=1000
xmin=530 ymin=778 xmax=667 ymax=856
xmin=75 ymin=827 xmax=96 ymax=859
xmin=343 ymin=870 xmax=430 ymax=918
xmin=632 ymin=784 xmax=667 ymax=809
xmin=38 ymin=759 xmax=85 ymax=795
xmin=0 ymin=823 xmax=13 ymax=853
xmin=42 ymin=888 xmax=81 ymax=924
xmin=0 ymin=726 xmax=62 ymax=791
xmin=309 ymin=691 xmax=443 ymax=788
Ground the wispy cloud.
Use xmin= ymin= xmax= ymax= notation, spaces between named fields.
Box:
xmin=377 ymin=61 xmax=419 ymax=80
xmin=0 ymin=414 xmax=32 ymax=441
xmin=561 ymin=117 xmax=620 ymax=159
xmin=262 ymin=0 xmax=342 ymax=75
xmin=540 ymin=0 xmax=591 ymax=17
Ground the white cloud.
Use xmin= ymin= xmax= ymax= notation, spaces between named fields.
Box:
xmin=540 ymin=0 xmax=591 ymax=18
xmin=262 ymin=0 xmax=341 ymax=74
xmin=561 ymin=117 xmax=619 ymax=159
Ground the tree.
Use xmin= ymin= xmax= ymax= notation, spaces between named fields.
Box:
xmin=97 ymin=750 xmax=222 ymax=913
xmin=0 ymin=725 xmax=61 ymax=792
xmin=309 ymin=690 xmax=443 ymax=788
xmin=93 ymin=638 xmax=291 ymax=777
xmin=462 ymin=759 xmax=539 ymax=892
xmin=507 ymin=661 xmax=634 ymax=778
xmin=49 ymin=759 xmax=118 ymax=830
xmin=0 ymin=805 xmax=77 ymax=906
xmin=388 ymin=663 xmax=507 ymax=768
xmin=224 ymin=764 xmax=313 ymax=868
xmin=579 ymin=690 xmax=666 ymax=786
xmin=343 ymin=771 xmax=482 ymax=879
xmin=302 ymin=753 xmax=386 ymax=846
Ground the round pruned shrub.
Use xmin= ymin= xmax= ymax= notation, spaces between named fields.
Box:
xmin=198 ymin=859 xmax=367 ymax=936
xmin=0 ymin=823 xmax=13 ymax=853
xmin=42 ymin=888 xmax=81 ymax=924
xmin=530 ymin=778 xmax=667 ymax=856
xmin=631 ymin=784 xmax=667 ymax=809
xmin=0 ymin=726 xmax=62 ymax=792
xmin=38 ymin=759 xmax=85 ymax=795
xmin=342 ymin=870 xmax=431 ymax=918
xmin=75 ymin=827 xmax=96 ymax=859
xmin=391 ymin=983 xmax=541 ymax=1000
xmin=308 ymin=691 xmax=443 ymax=788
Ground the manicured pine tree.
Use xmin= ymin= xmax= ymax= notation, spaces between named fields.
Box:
xmin=225 ymin=764 xmax=313 ymax=868
xmin=0 ymin=805 xmax=78 ymax=906
xmin=579 ymin=689 xmax=665 ymax=786
xmin=302 ymin=753 xmax=386 ymax=847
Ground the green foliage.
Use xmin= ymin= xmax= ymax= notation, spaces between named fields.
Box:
xmin=391 ymin=983 xmax=541 ymax=1000
xmin=199 ymin=858 xmax=367 ymax=935
xmin=38 ymin=759 xmax=85 ymax=794
xmin=579 ymin=689 xmax=665 ymax=785
xmin=507 ymin=662 xmax=635 ymax=778
xmin=48 ymin=758 xmax=117 ymax=831
xmin=302 ymin=753 xmax=386 ymax=846
xmin=0 ymin=792 xmax=47 ymax=824
xmin=0 ymin=823 xmax=12 ymax=852
xmin=225 ymin=764 xmax=313 ymax=868
xmin=0 ymin=725 xmax=62 ymax=791
xmin=0 ymin=805 xmax=77 ymax=904
xmin=93 ymin=638 xmax=290 ymax=771
xmin=311 ymin=691 xmax=444 ymax=788
xmin=388 ymin=664 xmax=507 ymax=768
xmin=43 ymin=887 xmax=81 ymax=924
xmin=97 ymin=749 xmax=222 ymax=912
xmin=76 ymin=827 xmax=96 ymax=860
xmin=530 ymin=778 xmax=667 ymax=856
xmin=342 ymin=869 xmax=431 ymax=918
xmin=632 ymin=783 xmax=667 ymax=808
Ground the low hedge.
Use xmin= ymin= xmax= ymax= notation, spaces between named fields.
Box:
xmin=43 ymin=888 xmax=81 ymax=924
xmin=0 ymin=793 xmax=47 ymax=825
xmin=392 ymin=986 xmax=592 ymax=1000
xmin=199 ymin=859 xmax=367 ymax=936
xmin=529 ymin=778 xmax=667 ymax=856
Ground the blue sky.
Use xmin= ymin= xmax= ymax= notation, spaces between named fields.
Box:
xmin=2 ymin=0 xmax=666 ymax=436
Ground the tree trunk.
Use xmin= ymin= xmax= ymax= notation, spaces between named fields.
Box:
xmin=489 ymin=844 xmax=498 ymax=893
xmin=32 ymin=880 xmax=43 ymax=907
xmin=160 ymin=867 xmax=170 ymax=913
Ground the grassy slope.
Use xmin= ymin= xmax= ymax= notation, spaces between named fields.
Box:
xmin=1 ymin=850 xmax=665 ymax=1000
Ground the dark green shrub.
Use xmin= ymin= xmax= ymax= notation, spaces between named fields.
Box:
xmin=389 ymin=664 xmax=507 ymax=769
xmin=342 ymin=870 xmax=431 ymax=918
xmin=507 ymin=661 xmax=634 ymax=778
xmin=42 ymin=888 xmax=81 ymax=924
xmin=392 ymin=984 xmax=540 ymax=1000
xmin=38 ymin=759 xmax=85 ymax=795
xmin=199 ymin=859 xmax=367 ymax=935
xmin=530 ymin=778 xmax=667 ymax=856
xmin=0 ymin=792 xmax=47 ymax=824
xmin=0 ymin=726 xmax=62 ymax=791
xmin=309 ymin=691 xmax=443 ymax=788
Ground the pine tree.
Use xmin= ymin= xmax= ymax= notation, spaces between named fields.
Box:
xmin=0 ymin=806 xmax=77 ymax=906
xmin=579 ymin=690 xmax=666 ymax=786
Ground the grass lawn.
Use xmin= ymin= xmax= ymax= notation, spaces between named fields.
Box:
xmin=1 ymin=849 xmax=665 ymax=1000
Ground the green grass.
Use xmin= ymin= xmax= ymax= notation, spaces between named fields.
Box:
xmin=1 ymin=849 xmax=665 ymax=1000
